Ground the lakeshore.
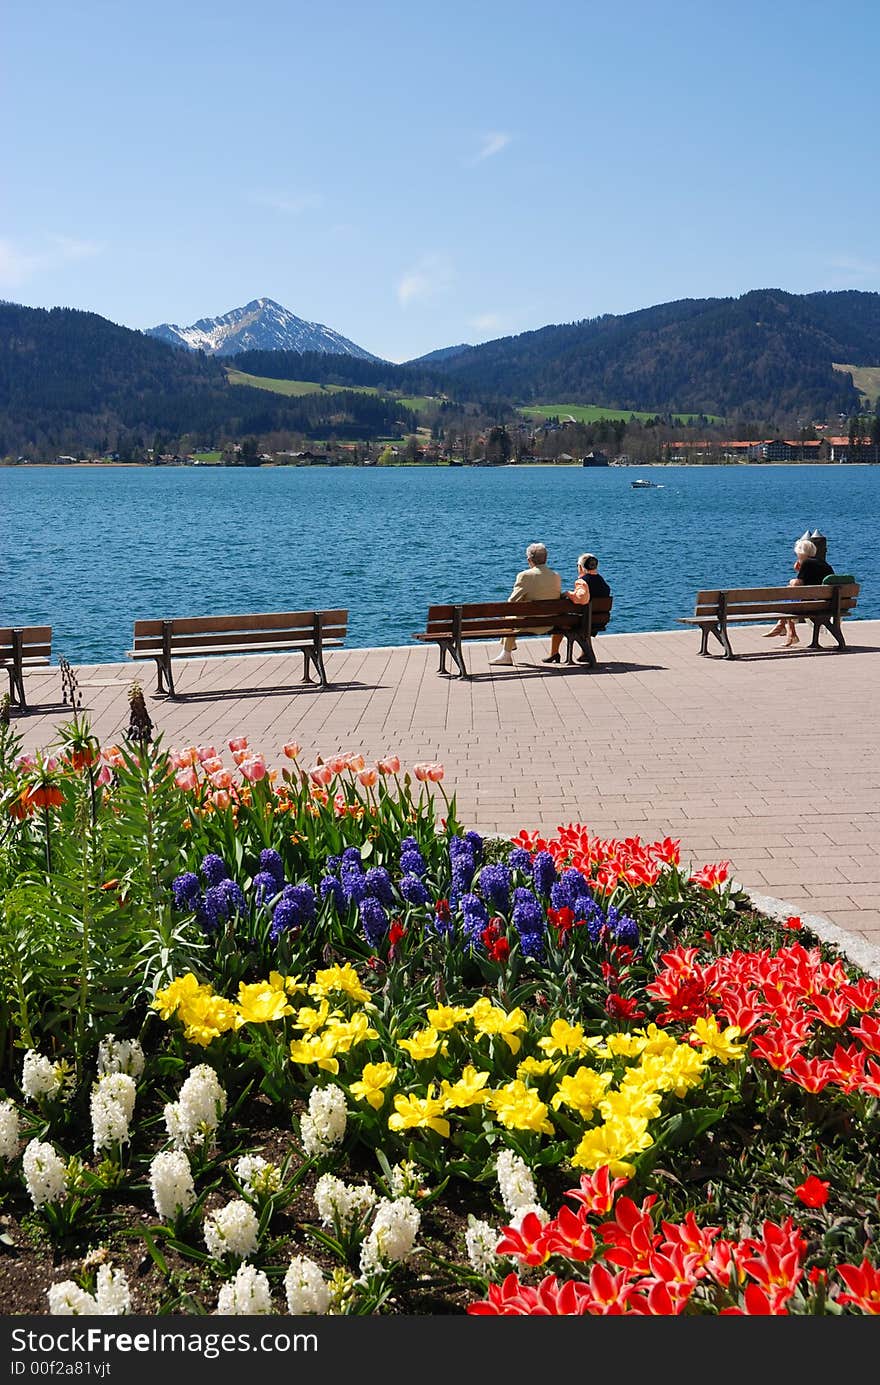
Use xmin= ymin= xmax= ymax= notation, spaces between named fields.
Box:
xmin=13 ymin=620 xmax=880 ymax=971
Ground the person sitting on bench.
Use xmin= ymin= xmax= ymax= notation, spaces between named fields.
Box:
xmin=764 ymin=534 xmax=833 ymax=647
xmin=543 ymin=553 xmax=612 ymax=664
xmin=489 ymin=541 xmax=561 ymax=667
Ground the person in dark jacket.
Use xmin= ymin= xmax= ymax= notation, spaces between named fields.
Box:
xmin=764 ymin=533 xmax=833 ymax=646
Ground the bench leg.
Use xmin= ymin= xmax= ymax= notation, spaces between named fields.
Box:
xmin=437 ymin=640 xmax=468 ymax=678
xmin=312 ymin=648 xmax=328 ymax=688
xmin=813 ymin=616 xmax=845 ymax=651
xmin=154 ymin=657 xmax=175 ymax=696
xmin=7 ymin=665 xmax=26 ymax=712
xmin=302 ymin=650 xmax=312 ymax=683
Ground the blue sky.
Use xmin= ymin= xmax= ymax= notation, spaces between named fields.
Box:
xmin=3 ymin=0 xmax=879 ymax=362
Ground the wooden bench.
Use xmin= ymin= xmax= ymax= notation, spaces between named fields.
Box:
xmin=0 ymin=626 xmax=52 ymax=712
xmin=127 ymin=609 xmax=348 ymax=696
xmin=677 ymin=580 xmax=859 ymax=659
xmin=413 ymin=596 xmax=613 ymax=678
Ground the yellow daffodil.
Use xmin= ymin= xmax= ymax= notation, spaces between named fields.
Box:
xmin=652 ymin=1044 xmax=708 ymax=1098
xmin=176 ymin=992 xmax=240 ymax=1046
xmin=439 ymin=1065 xmax=491 ymax=1109
xmin=388 ymin=1087 xmax=450 ymax=1138
xmin=236 ymin=980 xmax=295 ymax=1024
xmin=292 ymin=1000 xmax=334 ymax=1034
xmin=152 ymin=972 xmax=209 ymax=1020
xmin=309 ymin=963 xmax=370 ymax=1004
xmin=398 ymin=1027 xmax=447 ymax=1061
xmin=289 ymin=1032 xmax=340 ymax=1074
xmin=487 ymin=1080 xmax=554 ymax=1135
xmin=537 ymin=1018 xmax=591 ymax=1058
xmin=269 ymin=970 xmax=306 ymax=997
xmin=324 ymin=1012 xmax=378 ymax=1052
xmin=349 ymin=1062 xmax=397 ymax=1110
xmin=634 ymin=1023 xmax=679 ymax=1057
xmin=551 ymin=1066 xmax=613 ymax=1118
xmin=469 ymin=998 xmax=528 ymax=1055
xmin=517 ymin=1057 xmax=559 ymax=1080
xmin=601 ymin=1031 xmax=650 ymax=1058
xmin=689 ymin=1016 xmax=747 ymax=1063
xmin=571 ymin=1116 xmax=654 ymax=1176
xmin=426 ymin=1003 xmax=471 ymax=1032
xmin=598 ymin=1086 xmax=663 ymax=1124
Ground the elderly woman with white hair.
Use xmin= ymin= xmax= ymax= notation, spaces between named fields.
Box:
xmin=489 ymin=541 xmax=562 ymax=666
xmin=764 ymin=532 xmax=834 ymax=646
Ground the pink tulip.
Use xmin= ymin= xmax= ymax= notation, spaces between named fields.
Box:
xmin=358 ymin=767 xmax=379 ymax=788
xmin=334 ymin=792 xmax=347 ymax=815
xmin=201 ymin=756 xmax=224 ymax=776
xmin=426 ymin=763 xmax=445 ymax=782
xmin=377 ymin=755 xmax=401 ymax=775
xmin=196 ymin=744 xmax=218 ymax=763
xmin=283 ymin=742 xmax=302 ymax=760
xmin=347 ymin=753 xmax=366 ymax=772
xmin=95 ymin=764 xmax=113 ymax=787
xmin=169 ymin=747 xmax=196 ymax=770
xmin=231 ymin=749 xmax=249 ymax=766
xmin=212 ymin=789 xmax=232 ymax=810
xmin=210 ymin=768 xmax=233 ymax=790
xmin=309 ymin=764 xmax=334 ymax=787
xmin=240 ymin=755 xmax=267 ymax=783
xmin=228 ymin=736 xmax=249 ymax=753
xmin=325 ymin=754 xmax=349 ymax=775
xmin=175 ymin=766 xmax=199 ymax=793
xmin=103 ymin=745 xmax=125 ymax=767
xmin=413 ymin=763 xmax=431 ymax=781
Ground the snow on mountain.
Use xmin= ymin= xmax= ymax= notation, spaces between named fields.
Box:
xmin=146 ymin=297 xmax=383 ymax=361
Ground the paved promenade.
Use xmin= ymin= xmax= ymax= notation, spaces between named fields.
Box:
xmin=11 ymin=620 xmax=880 ymax=973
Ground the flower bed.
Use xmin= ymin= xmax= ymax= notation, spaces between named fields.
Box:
xmin=0 ymin=716 xmax=878 ymax=1316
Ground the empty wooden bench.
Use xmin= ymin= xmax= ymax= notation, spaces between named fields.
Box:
xmin=677 ymin=579 xmax=859 ymax=659
xmin=127 ymin=610 xmax=348 ymax=696
xmin=0 ymin=626 xmax=52 ymax=712
xmin=413 ymin=596 xmax=613 ymax=678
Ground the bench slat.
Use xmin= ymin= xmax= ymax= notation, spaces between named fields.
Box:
xmin=132 ymin=610 xmax=346 ymax=637
xmin=127 ymin=639 xmax=346 ymax=659
xmin=130 ymin=626 xmax=347 ymax=654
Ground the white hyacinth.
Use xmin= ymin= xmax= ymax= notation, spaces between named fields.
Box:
xmin=509 ymin=1202 xmax=549 ymax=1230
xmin=299 ymin=1084 xmax=347 ymax=1158
xmin=216 ymin=1263 xmax=273 ymax=1315
xmin=22 ymin=1139 xmax=67 ymax=1210
xmin=465 ymin=1217 xmax=501 ymax=1276
xmin=359 ymin=1196 xmax=420 ymax=1277
xmin=97 ymin=1035 xmax=145 ymax=1079
xmin=0 ymin=1099 xmax=20 ymax=1162
xmin=149 ymin=1150 xmax=196 ymax=1221
xmin=495 ymin=1149 xmax=545 ymax=1220
xmin=233 ymin=1154 xmax=281 ymax=1200
xmin=313 ymin=1172 xmax=376 ymax=1230
xmin=90 ymin=1073 xmax=137 ymax=1154
xmin=204 ymin=1199 xmax=260 ymax=1260
xmin=164 ymin=1064 xmax=227 ymax=1151
xmin=284 ymin=1256 xmax=331 ymax=1315
xmin=21 ymin=1051 xmax=70 ymax=1103
xmin=48 ymin=1264 xmax=130 ymax=1316
xmin=387 ymin=1159 xmax=428 ymax=1200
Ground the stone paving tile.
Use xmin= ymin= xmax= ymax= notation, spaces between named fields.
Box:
xmin=12 ymin=620 xmax=880 ymax=962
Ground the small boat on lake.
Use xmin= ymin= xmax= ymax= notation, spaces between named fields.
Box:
xmin=631 ymin=478 xmax=660 ymax=489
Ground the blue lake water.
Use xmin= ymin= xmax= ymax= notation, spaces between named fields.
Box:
xmin=1 ymin=463 xmax=877 ymax=664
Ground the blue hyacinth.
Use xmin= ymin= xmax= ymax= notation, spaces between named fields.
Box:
xmin=217 ymin=879 xmax=246 ymax=917
xmin=360 ymin=897 xmax=388 ymax=947
xmin=259 ymin=849 xmax=285 ymax=886
xmin=341 ymin=847 xmax=363 ymax=872
xmin=464 ymin=831 xmax=484 ymax=864
xmin=606 ymin=904 xmax=640 ymax=948
xmin=512 ymin=887 xmax=546 ymax=955
xmin=518 ymin=929 xmax=546 ymax=963
xmin=478 ymin=863 xmax=511 ymax=912
xmin=283 ymin=883 xmax=316 ymax=924
xmin=532 ymin=851 xmax=558 ymax=897
xmin=343 ymin=873 xmax=367 ymax=908
xmin=400 ymin=874 xmax=429 ymax=906
xmin=320 ymin=875 xmax=345 ymax=913
xmin=460 ymin=893 xmax=489 ymax=947
xmin=252 ymin=870 xmax=281 ymax=909
xmin=400 ymin=848 xmax=426 ymax=878
xmin=365 ymin=866 xmax=395 ymax=906
xmin=201 ymin=853 xmax=229 ymax=886
xmin=270 ymin=898 xmax=301 ymax=941
xmin=171 ymin=872 xmax=201 ymax=910
xmin=508 ymin=847 xmax=533 ymax=873
xmin=550 ymin=868 xmax=592 ymax=911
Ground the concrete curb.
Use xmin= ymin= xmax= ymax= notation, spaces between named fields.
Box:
xmin=743 ymin=887 xmax=880 ymax=979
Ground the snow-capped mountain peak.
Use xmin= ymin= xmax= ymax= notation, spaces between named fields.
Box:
xmin=146 ymin=297 xmax=382 ymax=360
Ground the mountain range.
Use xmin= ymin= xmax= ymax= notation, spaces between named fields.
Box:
xmin=147 ymin=296 xmax=382 ymax=361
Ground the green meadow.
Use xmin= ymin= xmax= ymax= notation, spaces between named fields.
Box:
xmin=834 ymin=363 xmax=880 ymax=404
xmin=519 ymin=402 xmax=723 ymax=425
xmin=226 ymin=369 xmax=379 ymax=397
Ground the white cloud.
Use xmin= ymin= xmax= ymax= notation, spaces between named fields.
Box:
xmin=467 ymin=131 xmax=511 ymax=165
xmin=0 ymin=234 xmax=101 ymax=289
xmin=825 ymin=254 xmax=880 ymax=285
xmin=248 ymin=191 xmax=324 ymax=216
xmin=470 ymin=312 xmax=504 ymax=332
xmin=396 ymin=254 xmax=455 ymax=308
